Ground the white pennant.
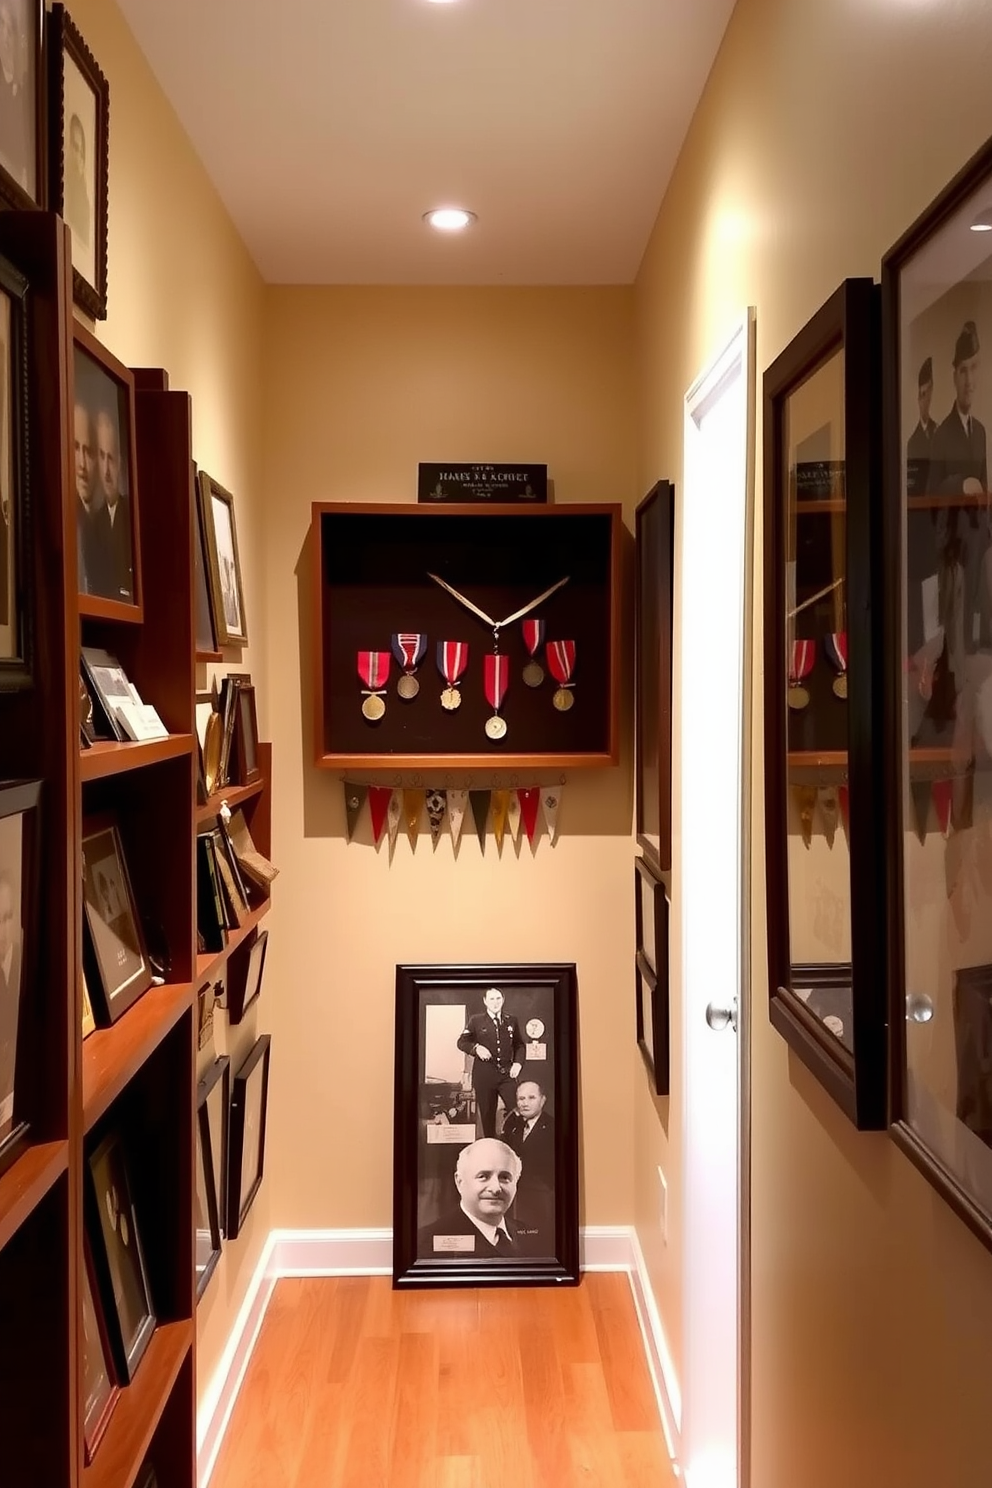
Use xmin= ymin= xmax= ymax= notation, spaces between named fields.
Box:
xmin=540 ymin=784 xmax=564 ymax=845
xmin=506 ymin=790 xmax=523 ymax=843
xmin=387 ymin=788 xmax=403 ymax=848
xmin=447 ymin=788 xmax=469 ymax=849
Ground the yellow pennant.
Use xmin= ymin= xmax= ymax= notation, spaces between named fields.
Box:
xmin=492 ymin=790 xmax=509 ymax=854
xmin=403 ymin=789 xmax=422 ymax=849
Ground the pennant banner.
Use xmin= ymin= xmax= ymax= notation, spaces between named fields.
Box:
xmin=518 ymin=787 xmax=541 ymax=844
xmin=838 ymin=784 xmax=850 ymax=838
xmin=952 ymin=770 xmax=974 ymax=834
xmin=507 ymin=789 xmax=523 ymax=843
xmin=343 ymin=781 xmax=367 ymax=842
xmin=794 ymin=785 xmax=817 ymax=848
xmin=816 ymin=786 xmax=839 ymax=849
xmin=426 ymin=788 xmax=447 ymax=848
xmin=368 ymin=785 xmax=393 ymax=846
xmin=470 ymin=790 xmax=491 ymax=850
xmin=932 ymin=778 xmax=952 ymax=838
xmin=492 ymin=790 xmax=509 ymax=854
xmin=447 ymin=788 xmax=468 ymax=849
xmin=910 ymin=779 xmax=931 ymax=845
xmin=387 ymin=788 xmax=403 ymax=848
xmin=541 ymin=785 xmax=563 ymax=845
xmin=403 ymin=789 xmax=422 ymax=849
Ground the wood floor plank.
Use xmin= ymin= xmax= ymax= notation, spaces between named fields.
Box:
xmin=589 ymin=1272 xmax=661 ymax=1432
xmin=337 ymin=1335 xmax=401 ymax=1488
xmin=388 ymin=1331 xmax=439 ymax=1488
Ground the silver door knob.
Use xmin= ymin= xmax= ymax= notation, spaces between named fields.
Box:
xmin=705 ymin=999 xmax=738 ymax=1032
xmin=906 ymin=993 xmax=934 ymax=1024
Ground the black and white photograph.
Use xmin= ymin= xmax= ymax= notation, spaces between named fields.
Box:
xmin=393 ymin=962 xmax=578 ymax=1288
xmin=193 ymin=477 xmax=218 ymax=654
xmin=74 ymin=337 xmax=138 ymax=606
xmin=0 ymin=0 xmax=39 ymax=209
xmin=227 ymin=1034 xmax=270 ymax=1239
xmin=0 ymin=779 xmax=37 ymax=1166
xmin=199 ymin=470 xmax=248 ymax=647
xmin=0 ymin=251 xmax=30 ymax=690
xmin=85 ymin=1129 xmax=156 ymax=1382
xmin=81 ymin=819 xmax=152 ymax=1023
xmin=48 ymin=4 xmax=110 ymax=318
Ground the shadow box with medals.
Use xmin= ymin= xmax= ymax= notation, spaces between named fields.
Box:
xmin=763 ymin=278 xmax=889 ymax=1129
xmin=392 ymin=962 xmax=579 ymax=1288
xmin=311 ymin=503 xmax=622 ymax=770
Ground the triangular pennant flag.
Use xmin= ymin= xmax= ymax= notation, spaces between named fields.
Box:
xmin=368 ymin=786 xmax=392 ymax=846
xmin=492 ymin=790 xmax=509 ymax=854
xmin=403 ymin=789 xmax=422 ymax=849
xmin=518 ymin=787 xmax=541 ymax=844
xmin=794 ymin=785 xmax=817 ymax=848
xmin=540 ymin=784 xmax=563 ymax=845
xmin=343 ymin=781 xmax=368 ymax=842
xmin=506 ymin=790 xmax=523 ymax=843
xmin=952 ymin=770 xmax=974 ymax=834
xmin=387 ymin=788 xmax=403 ymax=848
xmin=816 ymin=786 xmax=839 ymax=849
xmin=469 ymin=790 xmax=491 ymax=851
xmin=838 ymin=784 xmax=850 ymax=838
xmin=910 ymin=779 xmax=931 ymax=845
xmin=932 ymin=778 xmax=953 ymax=838
xmin=447 ymin=788 xmax=469 ymax=850
xmin=425 ymin=788 xmax=447 ymax=848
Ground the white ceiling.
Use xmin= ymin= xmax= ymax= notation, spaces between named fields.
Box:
xmin=116 ymin=0 xmax=736 ymax=286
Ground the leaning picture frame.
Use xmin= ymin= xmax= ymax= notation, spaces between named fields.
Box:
xmin=198 ymin=470 xmax=248 ymax=647
xmin=81 ymin=1238 xmax=119 ymax=1462
xmin=195 ymin=1060 xmax=225 ymax=1300
xmin=84 ymin=1128 xmax=156 ymax=1383
xmin=47 ymin=4 xmax=109 ymax=319
xmin=73 ymin=325 xmax=142 ymax=617
xmin=0 ymin=777 xmax=40 ymax=1178
xmin=81 ymin=815 xmax=152 ymax=1024
xmin=226 ymin=928 xmax=268 ymax=1027
xmin=0 ymin=248 xmax=31 ymax=691
xmin=393 ymin=961 xmax=579 ymax=1288
xmin=635 ymin=856 xmax=670 ymax=1096
xmin=227 ymin=1034 xmax=270 ymax=1239
xmin=635 ymin=481 xmax=675 ymax=871
xmin=0 ymin=0 xmax=43 ymax=213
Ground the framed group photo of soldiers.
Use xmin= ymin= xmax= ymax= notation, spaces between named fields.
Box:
xmin=392 ymin=961 xmax=579 ymax=1288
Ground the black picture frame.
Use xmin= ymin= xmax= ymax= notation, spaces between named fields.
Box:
xmin=193 ymin=467 xmax=219 ymax=658
xmin=0 ymin=777 xmax=39 ymax=1178
xmin=84 ymin=1128 xmax=156 ymax=1383
xmin=227 ymin=928 xmax=268 ymax=1026
xmin=81 ymin=815 xmax=153 ymax=1024
xmin=227 ymin=1034 xmax=270 ymax=1239
xmin=0 ymin=0 xmax=43 ymax=213
xmin=73 ymin=325 xmax=142 ymax=616
xmin=635 ymin=857 xmax=670 ymax=1096
xmin=80 ymin=1238 xmax=118 ymax=1461
xmin=47 ymin=4 xmax=109 ymax=319
xmin=763 ymin=278 xmax=888 ymax=1130
xmin=393 ymin=961 xmax=579 ymax=1288
xmin=635 ymin=481 xmax=674 ymax=871
xmin=203 ymin=1053 xmax=229 ymax=1238
xmin=198 ymin=470 xmax=248 ymax=647
xmin=233 ymin=682 xmax=260 ymax=786
xmin=195 ymin=1058 xmax=226 ymax=1299
xmin=0 ymin=247 xmax=31 ymax=692
xmin=882 ymin=132 xmax=992 ymax=1255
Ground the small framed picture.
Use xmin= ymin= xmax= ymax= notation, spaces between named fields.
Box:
xmin=227 ymin=1034 xmax=270 ymax=1239
xmin=195 ymin=1058 xmax=227 ymax=1300
xmin=203 ymin=1053 xmax=229 ymax=1238
xmin=81 ymin=817 xmax=152 ymax=1024
xmin=635 ymin=481 xmax=675 ymax=872
xmin=73 ymin=326 xmax=141 ymax=615
xmin=0 ymin=250 xmax=31 ymax=692
xmin=227 ymin=928 xmax=268 ymax=1026
xmin=47 ymin=4 xmax=109 ymax=318
xmin=85 ymin=1129 xmax=156 ymax=1383
xmin=198 ymin=471 xmax=247 ymax=647
xmin=0 ymin=777 xmax=40 ymax=1175
xmin=393 ymin=962 xmax=579 ymax=1287
xmin=635 ymin=858 xmax=670 ymax=1096
xmin=233 ymin=683 xmax=260 ymax=786
xmin=0 ymin=0 xmax=42 ymax=211
xmin=193 ymin=470 xmax=219 ymax=658
xmin=81 ymin=1240 xmax=118 ymax=1461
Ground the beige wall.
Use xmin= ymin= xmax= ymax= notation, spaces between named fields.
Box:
xmin=633 ymin=0 xmax=992 ymax=1482
xmin=68 ymin=0 xmax=269 ymax=1410
xmin=259 ymin=286 xmax=640 ymax=1235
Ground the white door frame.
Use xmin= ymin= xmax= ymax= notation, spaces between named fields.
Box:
xmin=678 ymin=308 xmax=755 ymax=1488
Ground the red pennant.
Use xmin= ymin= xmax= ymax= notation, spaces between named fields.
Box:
xmin=932 ymin=778 xmax=953 ymax=837
xmin=518 ymin=787 xmax=540 ymax=843
xmin=368 ymin=785 xmax=393 ymax=845
xmin=838 ymin=785 xmax=850 ymax=836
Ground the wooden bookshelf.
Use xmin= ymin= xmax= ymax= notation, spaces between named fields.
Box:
xmin=80 ymin=735 xmax=194 ymax=782
xmin=0 ymin=1139 xmax=69 ymax=1253
xmin=81 ymin=1321 xmax=193 ymax=1488
xmin=196 ymin=773 xmax=265 ymax=827
xmin=82 ymin=982 xmax=194 ymax=1133
xmin=196 ymin=899 xmax=271 ymax=988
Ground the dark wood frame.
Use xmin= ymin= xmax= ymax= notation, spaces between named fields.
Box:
xmin=634 ymin=856 xmax=669 ymax=1096
xmin=393 ymin=961 xmax=579 ymax=1288
xmin=763 ymin=277 xmax=887 ymax=1129
xmin=73 ymin=323 xmax=143 ymax=620
xmin=81 ymin=814 xmax=153 ymax=1025
xmin=47 ymin=4 xmax=109 ymax=319
xmin=226 ymin=927 xmax=268 ymax=1026
xmin=634 ymin=481 xmax=674 ymax=870
xmin=882 ymin=132 xmax=992 ymax=1252
xmin=84 ymin=1127 xmax=157 ymax=1384
xmin=198 ymin=470 xmax=248 ymax=648
xmin=0 ymin=248 xmax=32 ymax=691
xmin=226 ymin=1033 xmax=270 ymax=1239
xmin=0 ymin=0 xmax=44 ymax=213
xmin=202 ymin=1053 xmax=229 ymax=1238
xmin=194 ymin=1060 xmax=224 ymax=1300
xmin=80 ymin=1236 xmax=119 ymax=1461
xmin=0 ymin=776 xmax=40 ymax=1177
xmin=233 ymin=681 xmax=260 ymax=786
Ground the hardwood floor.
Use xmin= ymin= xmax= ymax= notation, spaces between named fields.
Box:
xmin=207 ymin=1273 xmax=676 ymax=1488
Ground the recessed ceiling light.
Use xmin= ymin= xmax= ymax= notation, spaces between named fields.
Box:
xmin=423 ymin=208 xmax=477 ymax=232
xmin=970 ymin=207 xmax=992 ymax=232
xmin=425 ymin=0 xmax=461 ymax=5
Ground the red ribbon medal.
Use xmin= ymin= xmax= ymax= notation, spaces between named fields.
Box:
xmin=357 ymin=651 xmax=391 ymax=722
xmin=484 ymin=653 xmax=509 ymax=740
xmin=824 ymin=632 xmax=847 ymax=699
xmin=437 ymin=640 xmax=468 ymax=711
xmin=787 ymin=639 xmax=815 ymax=710
xmin=547 ymin=640 xmax=576 ymax=712
xmin=522 ymin=618 xmax=546 ymax=687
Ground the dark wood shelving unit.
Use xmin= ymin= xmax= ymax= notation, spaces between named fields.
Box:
xmin=0 ymin=1138 xmax=69 ymax=1252
xmin=195 ymin=773 xmax=265 ymax=827
xmin=82 ymin=982 xmax=194 ymax=1133
xmin=81 ymin=1320 xmax=193 ymax=1488
xmin=196 ymin=898 xmax=271 ymax=988
xmin=79 ymin=734 xmax=194 ymax=782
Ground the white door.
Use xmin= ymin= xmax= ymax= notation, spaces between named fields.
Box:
xmin=679 ymin=310 xmax=755 ymax=1488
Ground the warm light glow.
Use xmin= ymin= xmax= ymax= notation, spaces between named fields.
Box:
xmin=971 ymin=208 xmax=992 ymax=232
xmin=423 ymin=208 xmax=476 ymax=232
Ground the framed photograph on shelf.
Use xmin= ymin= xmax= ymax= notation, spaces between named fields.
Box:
xmin=227 ymin=928 xmax=268 ymax=1026
xmin=81 ymin=816 xmax=152 ymax=1024
xmin=227 ymin=1034 xmax=270 ymax=1239
xmin=393 ymin=962 xmax=579 ymax=1288
xmin=232 ymin=682 xmax=260 ymax=786
xmin=635 ymin=856 xmax=670 ymax=1096
xmin=0 ymin=0 xmax=42 ymax=212
xmin=635 ymin=481 xmax=675 ymax=870
xmin=85 ymin=1128 xmax=156 ymax=1383
xmin=73 ymin=325 xmax=141 ymax=615
xmin=193 ymin=472 xmax=219 ymax=658
xmin=47 ymin=4 xmax=109 ymax=318
xmin=0 ymin=249 xmax=31 ymax=691
xmin=80 ymin=1241 xmax=118 ymax=1462
xmin=202 ymin=1053 xmax=229 ymax=1237
xmin=195 ymin=1059 xmax=226 ymax=1299
xmin=0 ymin=777 xmax=39 ymax=1176
xmin=198 ymin=471 xmax=248 ymax=647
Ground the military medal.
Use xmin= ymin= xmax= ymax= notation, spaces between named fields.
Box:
xmin=521 ymin=618 xmax=546 ymax=687
xmin=392 ymin=632 xmax=427 ymax=700
xmin=357 ymin=650 xmax=390 ymax=721
xmin=484 ymin=653 xmax=509 ymax=740
xmin=546 ymin=639 xmax=576 ymax=711
xmin=824 ymin=631 xmax=847 ymax=699
xmin=787 ymin=639 xmax=814 ymax=710
xmin=437 ymin=640 xmax=469 ymax=711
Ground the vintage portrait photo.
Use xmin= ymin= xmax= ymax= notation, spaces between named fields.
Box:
xmin=81 ymin=823 xmax=150 ymax=1018
xmin=0 ymin=803 xmax=22 ymax=1138
xmin=0 ymin=0 xmax=36 ymax=203
xmin=62 ymin=47 xmax=97 ymax=290
xmin=88 ymin=1131 xmax=155 ymax=1377
xmin=74 ymin=344 xmax=135 ymax=604
xmin=199 ymin=472 xmax=248 ymax=647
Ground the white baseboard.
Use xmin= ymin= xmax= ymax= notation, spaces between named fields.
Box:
xmin=196 ymin=1224 xmax=682 ymax=1485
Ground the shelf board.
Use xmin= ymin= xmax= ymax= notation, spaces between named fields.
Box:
xmin=315 ymin=751 xmax=616 ymax=771
xmin=83 ymin=981 xmax=194 ymax=1133
xmin=195 ymin=775 xmax=265 ymax=826
xmin=0 ymin=1139 xmax=68 ymax=1254
xmin=907 ymin=492 xmax=987 ymax=509
xmin=83 ymin=1319 xmax=193 ymax=1488
xmin=80 ymin=734 xmax=194 ymax=783
xmin=196 ymin=898 xmax=271 ymax=987
xmin=795 ymin=498 xmax=846 ymax=512
xmin=195 ymin=648 xmax=223 ymax=664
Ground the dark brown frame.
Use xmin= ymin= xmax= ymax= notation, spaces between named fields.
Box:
xmin=635 ymin=481 xmax=674 ymax=870
xmin=0 ymin=0 xmax=44 ymax=213
xmin=635 ymin=856 xmax=670 ymax=1096
xmin=198 ymin=470 xmax=248 ymax=647
xmin=227 ymin=928 xmax=268 ymax=1026
xmin=763 ymin=277 xmax=887 ymax=1129
xmin=195 ymin=1060 xmax=224 ymax=1300
xmin=81 ymin=814 xmax=153 ymax=1024
xmin=227 ymin=1033 xmax=270 ymax=1239
xmin=882 ymin=132 xmax=992 ymax=1252
xmin=233 ymin=682 xmax=261 ymax=786
xmin=47 ymin=4 xmax=109 ymax=318
xmin=393 ymin=961 xmax=579 ymax=1288
xmin=193 ymin=465 xmax=220 ymax=660
xmin=80 ymin=1237 xmax=119 ymax=1461
xmin=0 ymin=777 xmax=40 ymax=1178
xmin=84 ymin=1128 xmax=157 ymax=1384
xmin=73 ymin=323 xmax=143 ymax=620
xmin=0 ymin=248 xmax=32 ymax=691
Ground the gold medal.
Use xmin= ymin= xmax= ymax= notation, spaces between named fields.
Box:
xmin=397 ymin=674 xmax=420 ymax=700
xmin=362 ymin=694 xmax=386 ymax=722
xmin=522 ymin=661 xmax=544 ymax=687
xmin=485 ymin=715 xmax=507 ymax=740
xmin=440 ymin=686 xmax=462 ymax=711
xmin=787 ymin=685 xmax=809 ymax=710
xmin=552 ymin=686 xmax=574 ymax=711
xmin=832 ymin=675 xmax=847 ymax=699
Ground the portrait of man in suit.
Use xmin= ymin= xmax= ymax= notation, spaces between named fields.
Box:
xmin=417 ymin=1136 xmax=527 ymax=1257
xmin=930 ymin=320 xmax=988 ymax=496
xmin=456 ymin=987 xmax=524 ymax=1138
xmin=94 ymin=406 xmax=133 ymax=600
xmin=501 ymin=1078 xmax=555 ymax=1244
xmin=907 ymin=355 xmax=938 ymax=497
